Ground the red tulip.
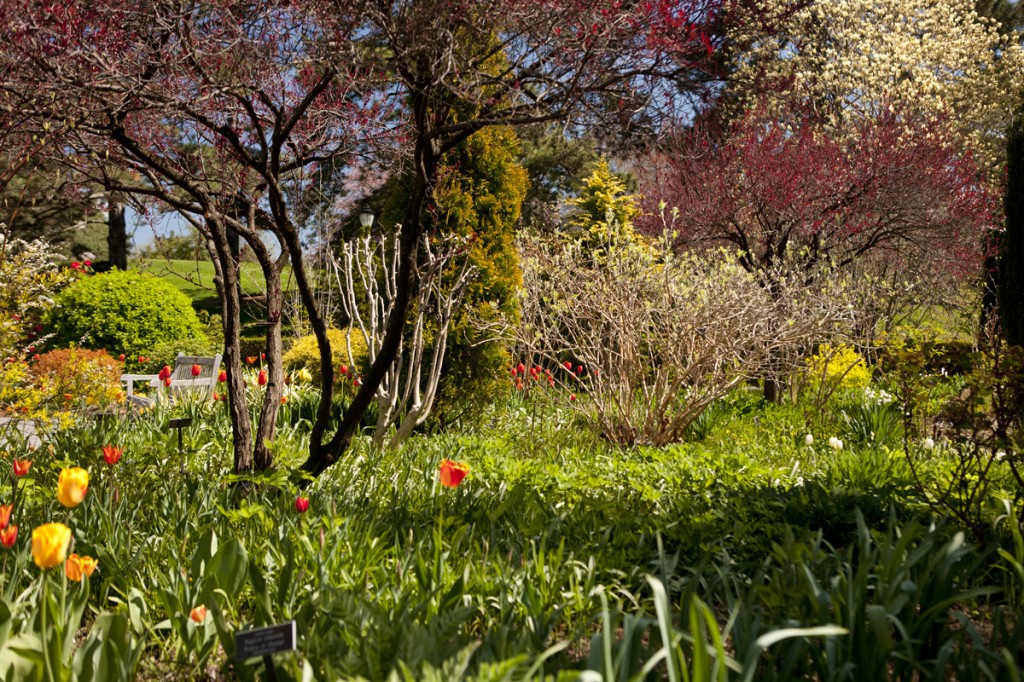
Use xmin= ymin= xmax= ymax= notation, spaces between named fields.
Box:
xmin=569 ymin=393 xmax=576 ymax=401
xmin=12 ymin=459 xmax=31 ymax=477
xmin=0 ymin=504 xmax=11 ymax=529
xmin=260 ymin=353 xmax=266 ymax=361
xmin=191 ymin=364 xmax=201 ymax=377
xmin=218 ymin=369 xmax=227 ymax=382
xmin=212 ymin=392 xmax=220 ymax=402
xmin=577 ymin=365 xmax=584 ymax=374
xmin=439 ymin=459 xmax=470 ymax=488
xmin=257 ymin=370 xmax=268 ymax=386
xmin=563 ymin=361 xmax=572 ymax=370
xmin=515 ymin=380 xmax=524 ymax=390
xmin=158 ymin=365 xmax=172 ymax=381
xmin=102 ymin=444 xmax=123 ymax=466
xmin=164 ymin=377 xmax=172 ymax=388
xmin=118 ymin=354 xmax=125 ymax=361
xmin=294 ymin=497 xmax=310 ymax=513
xmin=0 ymin=526 xmax=17 ymax=549
xmin=353 ymin=377 xmax=361 ymax=387
xmin=339 ymin=364 xmax=349 ymax=376
xmin=516 ymin=362 xmax=525 ymax=374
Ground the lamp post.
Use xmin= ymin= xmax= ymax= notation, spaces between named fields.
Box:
xmin=358 ymin=206 xmax=375 ymax=229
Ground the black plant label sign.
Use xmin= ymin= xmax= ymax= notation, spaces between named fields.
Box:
xmin=235 ymin=622 xmax=297 ymax=661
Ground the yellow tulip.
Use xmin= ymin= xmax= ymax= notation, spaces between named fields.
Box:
xmin=65 ymin=553 xmax=98 ymax=581
xmin=31 ymin=523 xmax=71 ymax=570
xmin=57 ymin=467 xmax=89 ymax=508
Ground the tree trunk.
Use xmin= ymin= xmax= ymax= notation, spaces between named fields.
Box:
xmin=763 ymin=377 xmax=782 ymax=403
xmin=106 ymin=199 xmax=128 ymax=270
xmin=207 ymin=220 xmax=254 ymax=472
xmin=300 ymin=129 xmax=437 ymax=478
xmin=252 ymin=260 xmax=285 ymax=470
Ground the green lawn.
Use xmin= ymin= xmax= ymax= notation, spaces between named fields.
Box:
xmin=135 ymin=258 xmax=293 ymax=308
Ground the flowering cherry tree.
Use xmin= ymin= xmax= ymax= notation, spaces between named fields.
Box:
xmin=726 ymin=0 xmax=1024 ymax=170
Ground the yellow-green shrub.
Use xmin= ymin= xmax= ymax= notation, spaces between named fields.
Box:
xmin=283 ymin=329 xmax=369 ymax=384
xmin=805 ymin=343 xmax=872 ymax=392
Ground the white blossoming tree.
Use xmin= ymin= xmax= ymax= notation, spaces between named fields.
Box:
xmin=728 ymin=0 xmax=1024 ymax=170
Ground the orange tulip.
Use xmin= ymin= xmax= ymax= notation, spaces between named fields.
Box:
xmin=0 ymin=525 xmax=17 ymax=549
xmin=190 ymin=605 xmax=207 ymax=623
xmin=102 ymin=444 xmax=123 ymax=466
xmin=439 ymin=459 xmax=470 ymax=488
xmin=0 ymin=504 xmax=11 ymax=529
xmin=65 ymin=553 xmax=98 ymax=581
xmin=12 ymin=459 xmax=31 ymax=477
xmin=246 ymin=356 xmax=257 ymax=365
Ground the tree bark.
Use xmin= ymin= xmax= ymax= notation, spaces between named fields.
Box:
xmin=207 ymin=219 xmax=254 ymax=472
xmin=252 ymin=256 xmax=286 ymax=470
xmin=300 ymin=124 xmax=437 ymax=478
xmin=106 ymin=199 xmax=128 ymax=270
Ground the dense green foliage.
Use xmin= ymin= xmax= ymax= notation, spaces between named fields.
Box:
xmin=46 ymin=270 xmax=207 ymax=357
xmin=0 ymin=382 xmax=1020 ymax=680
xmin=999 ymin=108 xmax=1024 ymax=345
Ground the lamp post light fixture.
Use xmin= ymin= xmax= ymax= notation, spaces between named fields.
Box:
xmin=358 ymin=206 xmax=375 ymax=229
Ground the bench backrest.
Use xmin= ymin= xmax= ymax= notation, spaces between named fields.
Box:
xmin=164 ymin=353 xmax=222 ymax=398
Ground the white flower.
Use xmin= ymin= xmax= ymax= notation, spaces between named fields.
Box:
xmin=828 ymin=437 xmax=843 ymax=450
xmin=805 ymin=434 xmax=814 ymax=446
xmin=996 ymin=450 xmax=1006 ymax=461
xmin=922 ymin=437 xmax=935 ymax=451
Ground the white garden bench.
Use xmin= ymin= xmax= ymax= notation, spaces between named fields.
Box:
xmin=121 ymin=353 xmax=222 ymax=407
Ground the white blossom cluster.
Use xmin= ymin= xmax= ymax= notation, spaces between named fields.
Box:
xmin=729 ymin=0 xmax=1024 ymax=170
xmin=863 ymin=385 xmax=895 ymax=406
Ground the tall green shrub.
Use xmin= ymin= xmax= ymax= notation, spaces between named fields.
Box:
xmin=1000 ymin=109 xmax=1024 ymax=346
xmin=47 ymin=270 xmax=207 ymax=356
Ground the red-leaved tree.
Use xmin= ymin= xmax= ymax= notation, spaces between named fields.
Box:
xmin=643 ymin=106 xmax=997 ymax=399
xmin=644 ymin=107 xmax=996 ymax=280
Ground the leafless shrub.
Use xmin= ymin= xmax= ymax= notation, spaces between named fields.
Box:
xmin=516 ymin=227 xmax=855 ymax=445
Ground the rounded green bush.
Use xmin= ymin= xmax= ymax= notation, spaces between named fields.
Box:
xmin=46 ymin=270 xmax=207 ymax=357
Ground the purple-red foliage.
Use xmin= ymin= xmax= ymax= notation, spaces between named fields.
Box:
xmin=642 ymin=106 xmax=997 ymax=278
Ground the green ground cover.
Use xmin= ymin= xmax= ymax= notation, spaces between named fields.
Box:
xmin=0 ymin=379 xmax=1019 ymax=681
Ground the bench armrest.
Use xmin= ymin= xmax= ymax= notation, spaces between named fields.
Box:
xmin=120 ymin=374 xmax=159 ymax=400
